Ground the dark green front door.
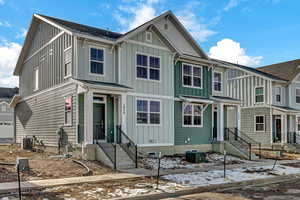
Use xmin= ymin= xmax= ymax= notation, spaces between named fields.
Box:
xmin=93 ymin=103 xmax=105 ymax=142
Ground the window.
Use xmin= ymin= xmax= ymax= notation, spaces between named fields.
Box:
xmin=1 ymin=104 xmax=6 ymax=112
xmin=296 ymin=89 xmax=300 ymax=104
xmin=64 ymin=47 xmax=72 ymax=77
xmin=255 ymin=116 xmax=265 ymax=131
xmin=213 ymin=72 xmax=222 ymax=92
xmin=275 ymin=87 xmax=281 ymax=103
xmin=136 ymin=54 xmax=160 ymax=81
xmin=255 ymin=87 xmax=264 ymax=103
xmin=90 ymin=48 xmax=104 ymax=75
xmin=145 ymin=31 xmax=152 ymax=42
xmin=183 ymin=64 xmax=202 ymax=88
xmin=64 ymin=97 xmax=72 ymax=126
xmin=34 ymin=68 xmax=39 ymax=91
xmin=183 ymin=103 xmax=203 ymax=127
xmin=137 ymin=100 xmax=160 ymax=125
xmin=297 ymin=116 xmax=300 ymax=131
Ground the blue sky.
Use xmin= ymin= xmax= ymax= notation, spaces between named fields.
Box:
xmin=0 ymin=0 xmax=299 ymax=87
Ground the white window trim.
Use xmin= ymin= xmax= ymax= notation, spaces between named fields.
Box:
xmin=254 ymin=115 xmax=265 ymax=132
xmin=34 ymin=67 xmax=39 ymax=92
xmin=213 ymin=71 xmax=222 ymax=93
xmin=145 ymin=31 xmax=152 ymax=43
xmin=254 ymin=86 xmax=265 ymax=104
xmin=182 ymin=103 xmax=203 ymax=128
xmin=63 ymin=46 xmax=72 ymax=79
xmin=275 ymin=86 xmax=282 ymax=103
xmin=182 ymin=63 xmax=203 ymax=89
xmin=64 ymin=96 xmax=73 ymax=127
xmin=136 ymin=98 xmax=161 ymax=126
xmin=296 ymin=115 xmax=300 ymax=132
xmin=296 ymin=88 xmax=300 ymax=104
xmin=89 ymin=46 xmax=105 ymax=77
xmin=135 ymin=52 xmax=161 ymax=82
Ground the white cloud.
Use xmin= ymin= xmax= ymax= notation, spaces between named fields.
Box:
xmin=224 ymin=0 xmax=239 ymax=11
xmin=209 ymin=38 xmax=263 ymax=66
xmin=16 ymin=28 xmax=27 ymax=38
xmin=0 ymin=42 xmax=22 ymax=87
xmin=0 ymin=21 xmax=11 ymax=27
xmin=177 ymin=11 xmax=216 ymax=42
xmin=0 ymin=0 xmax=4 ymax=5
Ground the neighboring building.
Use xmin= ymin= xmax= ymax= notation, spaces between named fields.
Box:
xmin=0 ymin=87 xmax=19 ymax=141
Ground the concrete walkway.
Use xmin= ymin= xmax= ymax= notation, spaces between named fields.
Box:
xmin=0 ymin=173 xmax=143 ymax=194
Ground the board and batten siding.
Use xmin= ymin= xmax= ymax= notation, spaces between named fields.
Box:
xmin=15 ymin=84 xmax=78 ymax=146
xmin=227 ymin=69 xmax=272 ymax=107
xmin=272 ymin=83 xmax=287 ymax=107
xmin=288 ymin=80 xmax=300 ymax=109
xmin=212 ymin=66 xmax=228 ymax=97
xmin=174 ymin=61 xmax=212 ymax=98
xmin=20 ymin=24 xmax=73 ymax=97
xmin=126 ymin=96 xmax=174 ymax=145
xmin=75 ymin=39 xmax=115 ymax=83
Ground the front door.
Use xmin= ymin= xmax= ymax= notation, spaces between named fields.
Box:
xmin=213 ymin=110 xmax=218 ymax=140
xmin=93 ymin=103 xmax=105 ymax=143
xmin=274 ymin=117 xmax=282 ymax=143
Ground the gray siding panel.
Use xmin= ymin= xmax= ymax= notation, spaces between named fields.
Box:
xmin=15 ymin=84 xmax=77 ymax=146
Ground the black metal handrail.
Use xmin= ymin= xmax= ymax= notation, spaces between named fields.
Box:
xmin=224 ymin=128 xmax=252 ymax=160
xmin=116 ymin=125 xmax=138 ymax=168
xmin=287 ymin=132 xmax=300 ymax=144
xmin=96 ymin=142 xmax=117 ymax=170
xmin=230 ymin=128 xmax=262 ymax=158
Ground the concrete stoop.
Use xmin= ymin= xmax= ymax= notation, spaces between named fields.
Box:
xmin=283 ymin=143 xmax=300 ymax=153
xmin=224 ymin=141 xmax=259 ymax=160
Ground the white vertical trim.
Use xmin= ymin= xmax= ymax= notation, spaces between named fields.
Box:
xmin=237 ymin=104 xmax=241 ymax=133
xmin=121 ymin=93 xmax=127 ymax=132
xmin=283 ymin=114 xmax=287 ymax=144
xmin=84 ymin=90 xmax=93 ymax=144
xmin=217 ymin=103 xmax=224 ymax=141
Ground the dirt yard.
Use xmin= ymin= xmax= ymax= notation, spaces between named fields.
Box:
xmin=253 ymin=148 xmax=300 ymax=160
xmin=0 ymin=145 xmax=113 ymax=182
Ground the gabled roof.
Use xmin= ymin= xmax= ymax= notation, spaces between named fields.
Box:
xmin=257 ymin=59 xmax=300 ymax=82
xmin=36 ymin=14 xmax=123 ymax=41
xmin=75 ymin=79 xmax=132 ymax=90
xmin=0 ymin=87 xmax=19 ymax=99
xmin=212 ymin=59 xmax=286 ymax=82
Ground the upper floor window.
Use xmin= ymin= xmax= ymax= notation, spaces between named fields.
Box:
xmin=64 ymin=47 xmax=72 ymax=78
xmin=64 ymin=97 xmax=72 ymax=126
xmin=1 ymin=104 xmax=6 ymax=112
xmin=136 ymin=99 xmax=160 ymax=125
xmin=255 ymin=87 xmax=264 ymax=103
xmin=297 ymin=116 xmax=300 ymax=131
xmin=136 ymin=54 xmax=160 ymax=81
xmin=213 ymin=72 xmax=222 ymax=92
xmin=275 ymin=87 xmax=281 ymax=103
xmin=296 ymin=88 xmax=300 ymax=104
xmin=255 ymin=115 xmax=265 ymax=132
xmin=183 ymin=64 xmax=202 ymax=88
xmin=145 ymin=31 xmax=152 ymax=42
xmin=183 ymin=103 xmax=203 ymax=127
xmin=34 ymin=67 xmax=39 ymax=91
xmin=90 ymin=47 xmax=104 ymax=75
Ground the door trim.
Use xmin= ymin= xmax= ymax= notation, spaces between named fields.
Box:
xmin=93 ymin=94 xmax=107 ymax=143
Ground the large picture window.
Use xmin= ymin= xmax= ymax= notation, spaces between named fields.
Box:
xmin=183 ymin=103 xmax=203 ymax=127
xmin=296 ymin=89 xmax=300 ymax=104
xmin=136 ymin=54 xmax=160 ymax=81
xmin=64 ymin=97 xmax=72 ymax=126
xmin=64 ymin=47 xmax=72 ymax=77
xmin=255 ymin=115 xmax=265 ymax=131
xmin=183 ymin=64 xmax=202 ymax=88
xmin=255 ymin=87 xmax=264 ymax=103
xmin=90 ymin=48 xmax=104 ymax=75
xmin=213 ymin=72 xmax=222 ymax=92
xmin=137 ymin=99 xmax=160 ymax=125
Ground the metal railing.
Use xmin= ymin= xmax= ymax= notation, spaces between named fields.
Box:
xmin=93 ymin=124 xmax=106 ymax=141
xmin=231 ymin=128 xmax=262 ymax=158
xmin=96 ymin=142 xmax=117 ymax=170
xmin=287 ymin=132 xmax=300 ymax=144
xmin=224 ymin=128 xmax=252 ymax=160
xmin=116 ymin=125 xmax=138 ymax=168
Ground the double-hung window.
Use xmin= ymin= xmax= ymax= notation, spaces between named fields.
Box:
xmin=183 ymin=103 xmax=203 ymax=127
xmin=296 ymin=89 xmax=300 ymax=104
xmin=137 ymin=99 xmax=160 ymax=125
xmin=275 ymin=87 xmax=281 ymax=103
xmin=255 ymin=116 xmax=265 ymax=131
xmin=213 ymin=72 xmax=222 ymax=92
xmin=64 ymin=47 xmax=72 ymax=77
xmin=90 ymin=47 xmax=104 ymax=75
xmin=297 ymin=116 xmax=300 ymax=131
xmin=255 ymin=87 xmax=264 ymax=103
xmin=136 ymin=54 xmax=160 ymax=81
xmin=183 ymin=64 xmax=202 ymax=88
xmin=34 ymin=67 xmax=39 ymax=91
xmin=64 ymin=97 xmax=72 ymax=126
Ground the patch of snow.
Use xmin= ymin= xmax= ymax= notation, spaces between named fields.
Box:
xmin=163 ymin=165 xmax=300 ymax=187
xmin=142 ymin=157 xmax=198 ymax=169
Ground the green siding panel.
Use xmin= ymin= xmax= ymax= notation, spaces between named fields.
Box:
xmin=174 ymin=102 xmax=212 ymax=145
xmin=174 ymin=61 xmax=212 ymax=98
